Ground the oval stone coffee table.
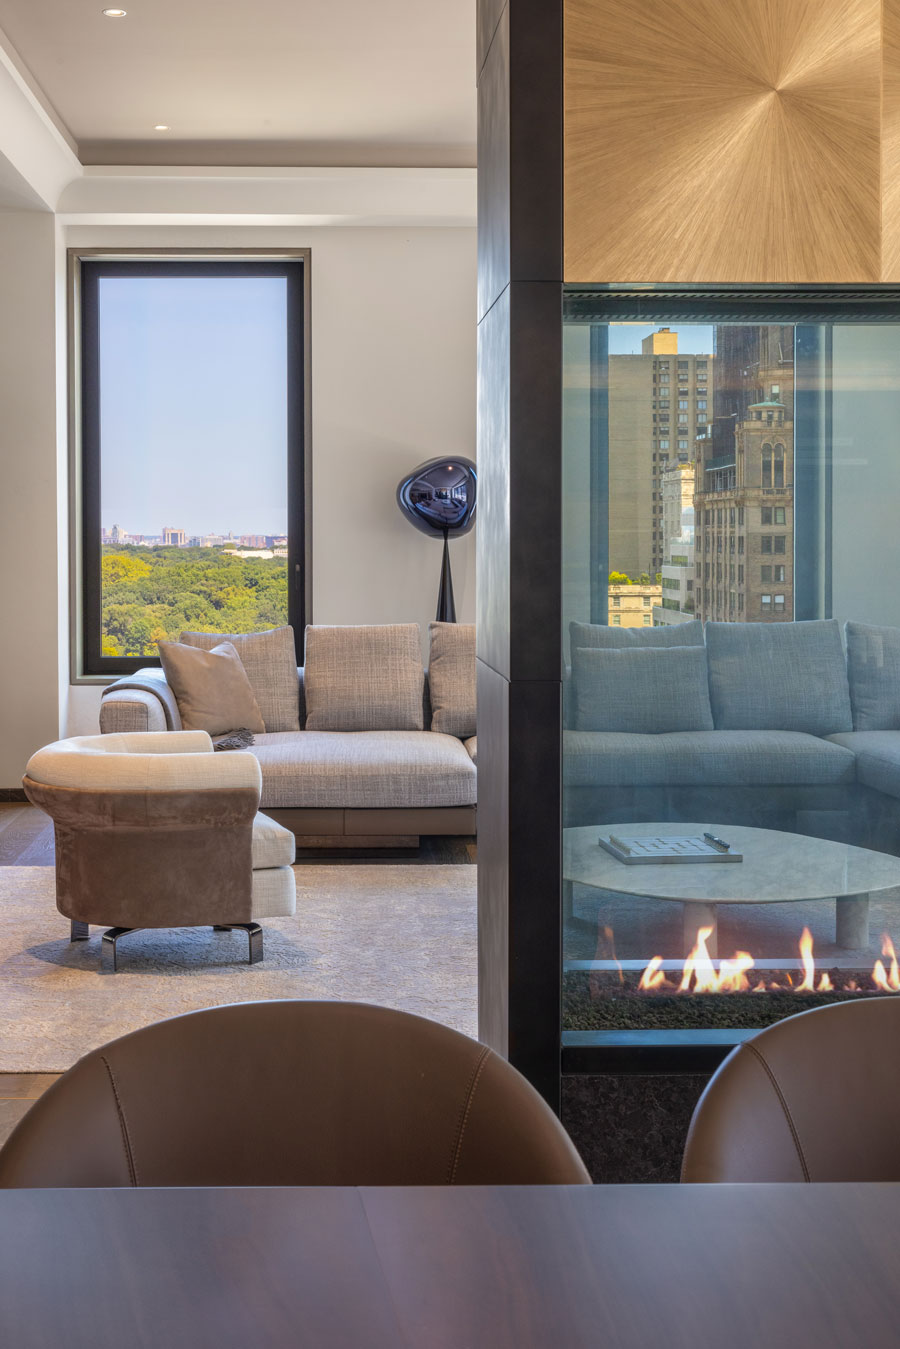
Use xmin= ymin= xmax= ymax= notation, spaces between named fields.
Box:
xmin=563 ymin=822 xmax=900 ymax=957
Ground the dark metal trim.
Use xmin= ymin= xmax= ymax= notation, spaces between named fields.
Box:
xmin=564 ymin=283 xmax=900 ymax=325
xmin=561 ymin=1029 xmax=753 ymax=1075
xmin=73 ymin=253 xmax=311 ymax=677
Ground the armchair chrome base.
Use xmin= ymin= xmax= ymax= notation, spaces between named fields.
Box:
xmin=101 ymin=922 xmax=264 ymax=970
xmin=70 ymin=920 xmax=90 ymax=941
xmin=213 ymin=922 xmax=264 ymax=964
xmin=101 ymin=927 xmax=134 ymax=972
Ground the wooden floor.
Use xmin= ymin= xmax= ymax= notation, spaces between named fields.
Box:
xmin=0 ymin=804 xmax=54 ymax=867
xmin=0 ymin=803 xmax=474 ymax=1143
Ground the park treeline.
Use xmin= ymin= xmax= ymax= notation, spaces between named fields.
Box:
xmin=101 ymin=545 xmax=288 ymax=657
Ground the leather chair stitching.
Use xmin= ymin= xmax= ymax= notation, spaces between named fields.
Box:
xmin=447 ymin=1045 xmax=491 ymax=1185
xmin=100 ymin=1055 xmax=139 ymax=1186
xmin=745 ymin=1042 xmax=811 ymax=1182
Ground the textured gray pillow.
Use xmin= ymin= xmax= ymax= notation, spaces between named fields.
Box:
xmin=846 ymin=622 xmax=900 ymax=730
xmin=158 ymin=640 xmax=265 ymax=735
xmin=428 ymin=622 xmax=476 ymax=737
xmin=706 ymin=619 xmax=852 ymax=735
xmin=179 ymin=626 xmax=300 ymax=732
xmin=572 ymin=645 xmax=714 ymax=733
xmin=570 ymin=618 xmax=703 ymax=650
xmin=304 ymin=624 xmax=425 ymax=731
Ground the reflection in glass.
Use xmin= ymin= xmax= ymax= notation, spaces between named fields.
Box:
xmin=562 ymin=306 xmax=900 ymax=1039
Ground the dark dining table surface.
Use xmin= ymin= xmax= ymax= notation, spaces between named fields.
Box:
xmin=2 ymin=1182 xmax=899 ymax=1348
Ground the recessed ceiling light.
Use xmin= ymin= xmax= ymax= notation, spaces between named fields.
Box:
xmin=102 ymin=8 xmax=127 ymax=16
xmin=154 ymin=124 xmax=170 ymax=132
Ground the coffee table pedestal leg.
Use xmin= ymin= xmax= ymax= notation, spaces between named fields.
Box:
xmin=683 ymin=901 xmax=718 ymax=958
xmin=836 ymin=893 xmax=869 ymax=949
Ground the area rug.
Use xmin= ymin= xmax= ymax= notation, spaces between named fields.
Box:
xmin=0 ymin=865 xmax=477 ymax=1072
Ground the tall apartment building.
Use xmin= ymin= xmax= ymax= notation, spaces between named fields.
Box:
xmin=607 ymin=329 xmax=712 ymax=577
xmin=654 ymin=459 xmax=696 ymax=626
xmin=694 ymin=326 xmax=794 ymax=623
xmin=162 ymin=526 xmax=187 ymax=547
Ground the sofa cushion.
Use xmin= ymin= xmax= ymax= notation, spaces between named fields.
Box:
xmin=826 ymin=732 xmax=900 ymax=801
xmin=158 ymin=640 xmax=266 ymax=736
xmin=251 ymin=811 xmax=296 ymax=869
xmin=250 ymin=866 xmax=297 ymax=920
xmin=179 ymin=627 xmax=300 ymax=733
xmin=705 ymin=620 xmax=852 ymax=735
xmin=304 ymin=625 xmax=425 ymax=732
xmin=428 ymin=622 xmax=476 ymax=737
xmin=563 ymin=729 xmax=857 ymax=788
xmin=464 ymin=736 xmax=477 ymax=766
xmin=845 ymin=622 xmax=900 ymax=730
xmin=249 ymin=731 xmax=476 ymax=809
xmin=570 ymin=618 xmax=703 ymax=650
xmin=571 ymin=645 xmax=714 ymax=734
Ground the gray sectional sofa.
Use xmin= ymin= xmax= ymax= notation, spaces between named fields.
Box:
xmin=564 ymin=618 xmax=900 ymax=855
xmin=100 ymin=622 xmax=477 ymax=847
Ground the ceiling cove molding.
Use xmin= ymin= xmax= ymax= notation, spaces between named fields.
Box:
xmin=56 ymin=166 xmax=477 ymax=227
xmin=0 ymin=25 xmax=79 ymax=210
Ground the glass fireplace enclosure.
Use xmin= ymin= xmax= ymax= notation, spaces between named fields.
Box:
xmin=561 ymin=290 xmax=900 ymax=1057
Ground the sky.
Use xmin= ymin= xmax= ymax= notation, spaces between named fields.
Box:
xmin=99 ymin=276 xmax=288 ymax=538
xmin=607 ymin=322 xmax=715 ymax=357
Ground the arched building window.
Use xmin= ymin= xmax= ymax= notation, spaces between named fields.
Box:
xmin=773 ymin=443 xmax=785 ymax=489
xmin=761 ymin=442 xmax=773 ymax=488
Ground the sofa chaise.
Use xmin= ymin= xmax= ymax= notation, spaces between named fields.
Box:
xmin=100 ymin=622 xmax=477 ymax=847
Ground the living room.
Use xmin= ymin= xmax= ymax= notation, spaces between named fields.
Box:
xmin=5 ymin=1 xmax=900 ymax=1342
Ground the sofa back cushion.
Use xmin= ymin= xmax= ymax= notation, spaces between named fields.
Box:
xmin=304 ymin=624 xmax=425 ymax=731
xmin=845 ymin=622 xmax=900 ymax=730
xmin=179 ymin=627 xmax=300 ymax=732
xmin=571 ymin=645 xmax=714 ymax=733
xmin=158 ymin=641 xmax=266 ymax=736
xmin=570 ymin=618 xmax=703 ymax=651
xmin=428 ymin=623 xmax=476 ymax=737
xmin=705 ymin=619 xmax=852 ymax=735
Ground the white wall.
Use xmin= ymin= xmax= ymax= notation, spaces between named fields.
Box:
xmin=0 ymin=211 xmax=64 ymax=784
xmin=11 ymin=222 xmax=476 ymax=753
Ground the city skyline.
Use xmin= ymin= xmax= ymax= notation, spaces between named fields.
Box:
xmin=102 ymin=524 xmax=287 ymax=543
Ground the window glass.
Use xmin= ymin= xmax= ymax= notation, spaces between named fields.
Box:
xmin=562 ymin=308 xmax=900 ymax=1054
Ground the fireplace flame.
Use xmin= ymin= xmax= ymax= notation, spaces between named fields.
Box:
xmin=872 ymin=936 xmax=900 ymax=992
xmin=631 ymin=927 xmax=900 ymax=995
xmin=638 ymin=956 xmax=668 ymax=991
xmin=797 ymin=927 xmax=816 ymax=992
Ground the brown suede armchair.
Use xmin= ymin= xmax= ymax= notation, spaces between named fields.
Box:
xmin=23 ymin=731 xmax=296 ymax=969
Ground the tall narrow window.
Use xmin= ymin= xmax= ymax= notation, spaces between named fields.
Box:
xmin=75 ymin=255 xmax=309 ymax=676
xmin=761 ymin=442 xmax=773 ymax=488
xmin=774 ymin=443 xmax=785 ymax=489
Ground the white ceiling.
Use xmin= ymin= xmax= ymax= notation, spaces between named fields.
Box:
xmin=0 ymin=0 xmax=476 ymax=167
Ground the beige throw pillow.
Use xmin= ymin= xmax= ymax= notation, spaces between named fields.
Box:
xmin=158 ymin=640 xmax=266 ymax=735
xmin=179 ymin=626 xmax=300 ymax=731
xmin=428 ymin=622 xmax=476 ymax=737
xmin=304 ymin=624 xmax=425 ymax=731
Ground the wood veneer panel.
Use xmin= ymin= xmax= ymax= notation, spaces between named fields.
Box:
xmin=883 ymin=0 xmax=900 ymax=279
xmin=564 ymin=0 xmax=882 ymax=283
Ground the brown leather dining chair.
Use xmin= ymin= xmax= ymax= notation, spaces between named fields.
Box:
xmin=682 ymin=997 xmax=900 ymax=1183
xmin=0 ymin=1001 xmax=591 ymax=1188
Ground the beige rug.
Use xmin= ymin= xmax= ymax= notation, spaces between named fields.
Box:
xmin=0 ymin=865 xmax=477 ymax=1072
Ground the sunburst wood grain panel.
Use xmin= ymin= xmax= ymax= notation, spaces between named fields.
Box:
xmin=883 ymin=0 xmax=900 ymax=280
xmin=564 ymin=0 xmax=882 ymax=284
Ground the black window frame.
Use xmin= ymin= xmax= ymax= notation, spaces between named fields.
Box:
xmin=72 ymin=252 xmax=310 ymax=678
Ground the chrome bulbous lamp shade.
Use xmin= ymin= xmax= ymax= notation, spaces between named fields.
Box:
xmin=396 ymin=456 xmax=477 ymax=623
